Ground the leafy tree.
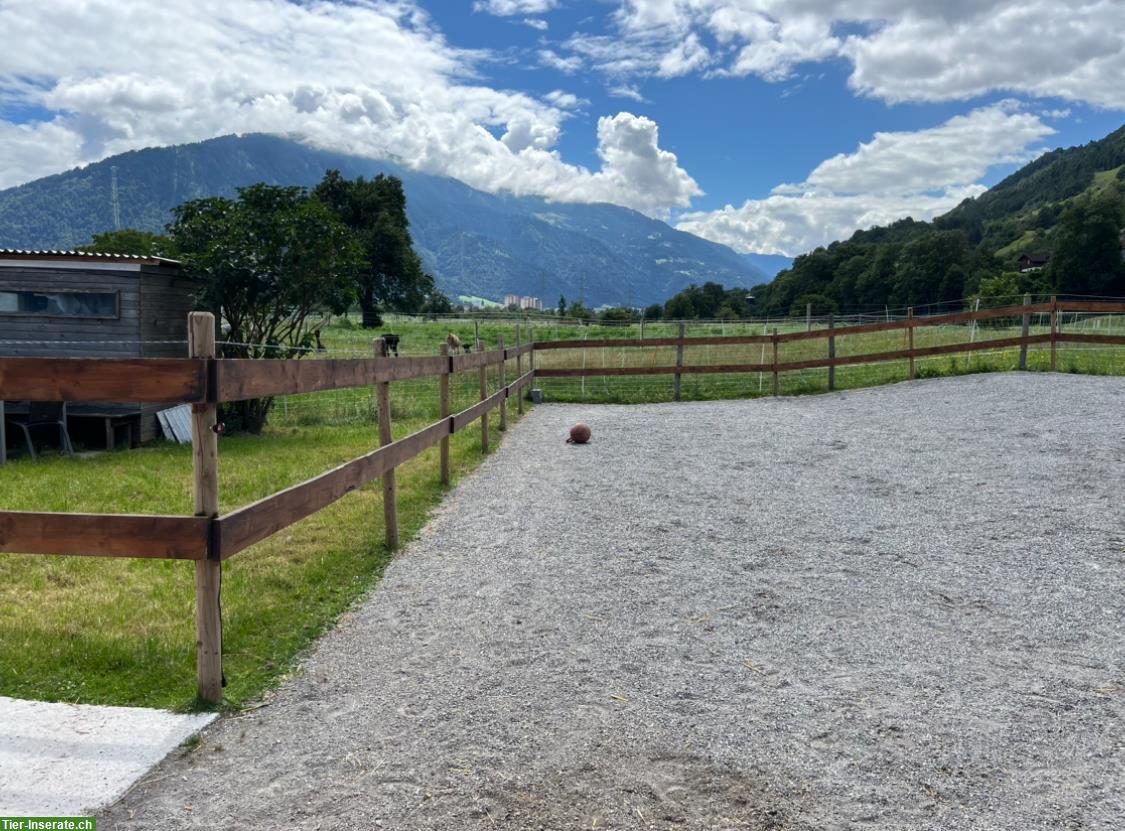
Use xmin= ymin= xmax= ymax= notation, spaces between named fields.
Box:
xmin=891 ymin=230 xmax=972 ymax=307
xmin=567 ymin=300 xmax=593 ymax=321
xmin=558 ymin=295 xmax=567 ymax=318
xmin=661 ymin=282 xmax=756 ymax=320
xmin=1046 ymin=197 xmax=1124 ymax=296
xmin=599 ymin=306 xmax=636 ymax=323
xmin=643 ymin=303 xmax=663 ymax=320
xmin=82 ymin=229 xmax=178 ymax=258
xmin=314 ymin=170 xmax=434 ymax=328
xmin=663 ymin=290 xmax=695 ymax=320
xmin=168 ymin=184 xmax=362 ymax=432
xmin=421 ymin=288 xmax=454 ymax=316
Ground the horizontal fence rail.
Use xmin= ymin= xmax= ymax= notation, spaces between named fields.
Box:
xmin=0 ymin=357 xmax=208 ymax=403
xmin=0 ymin=511 xmax=211 ymax=559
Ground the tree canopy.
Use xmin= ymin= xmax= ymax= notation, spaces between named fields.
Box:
xmin=82 ymin=229 xmax=178 ymax=258
xmin=314 ymin=170 xmax=441 ymax=327
xmin=168 ymin=183 xmax=363 ymax=431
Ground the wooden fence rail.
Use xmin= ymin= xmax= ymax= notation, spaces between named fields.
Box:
xmin=1 ymin=298 xmax=1122 ymax=701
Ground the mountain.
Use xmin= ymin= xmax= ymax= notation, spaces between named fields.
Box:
xmin=0 ymin=134 xmax=765 ymax=307
xmin=754 ymin=124 xmax=1125 ymax=315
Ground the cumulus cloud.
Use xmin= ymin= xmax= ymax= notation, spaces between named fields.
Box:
xmin=574 ymin=1 xmax=1125 ymax=108
xmin=676 ymin=104 xmax=1054 ymax=256
xmin=0 ymin=0 xmax=697 ymax=218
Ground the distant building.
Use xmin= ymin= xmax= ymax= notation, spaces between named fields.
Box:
xmin=504 ymin=293 xmax=520 ymax=308
xmin=519 ymin=296 xmax=543 ymax=310
xmin=1018 ymin=252 xmax=1050 ymax=273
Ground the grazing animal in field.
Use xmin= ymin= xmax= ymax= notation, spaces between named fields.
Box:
xmin=446 ymin=332 xmax=461 ymax=352
xmin=383 ymin=333 xmax=400 ymax=356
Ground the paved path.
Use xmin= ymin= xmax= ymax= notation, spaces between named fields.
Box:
xmin=100 ymin=374 xmax=1125 ymax=830
xmin=0 ymin=696 xmax=213 ymax=816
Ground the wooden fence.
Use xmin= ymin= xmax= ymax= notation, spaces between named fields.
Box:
xmin=0 ymin=312 xmax=533 ymax=702
xmin=532 ymin=296 xmax=1125 ymax=397
xmin=1 ymin=297 xmax=1123 ymax=701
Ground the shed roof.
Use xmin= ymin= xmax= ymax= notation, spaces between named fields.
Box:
xmin=0 ymin=249 xmax=181 ymax=268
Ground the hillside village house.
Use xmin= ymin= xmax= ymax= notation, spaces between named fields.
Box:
xmin=1017 ymin=252 xmax=1050 ymax=273
xmin=0 ymin=250 xmax=199 ymax=459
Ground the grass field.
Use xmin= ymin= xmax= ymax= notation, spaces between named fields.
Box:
xmin=0 ymin=402 xmax=520 ymax=711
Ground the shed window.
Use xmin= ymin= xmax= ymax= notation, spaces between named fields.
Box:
xmin=0 ymin=290 xmax=118 ymax=317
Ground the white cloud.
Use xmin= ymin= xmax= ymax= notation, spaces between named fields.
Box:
xmin=677 ymin=187 xmax=986 ymax=258
xmin=523 ymin=18 xmax=549 ymax=31
xmin=676 ymin=103 xmax=1054 ymax=256
xmin=538 ymin=48 xmax=585 ymax=73
xmin=473 ymin=0 xmax=559 ymax=15
xmin=657 ymin=32 xmax=712 ymax=77
xmin=544 ymin=89 xmax=589 ymax=109
xmin=609 ymin=84 xmax=647 ymax=102
xmin=575 ymin=1 xmax=1125 ymax=108
xmin=798 ymin=102 xmax=1053 ymax=194
xmin=0 ymin=0 xmax=697 ymax=219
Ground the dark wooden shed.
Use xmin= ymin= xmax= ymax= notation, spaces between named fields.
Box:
xmin=0 ymin=249 xmax=200 ymax=449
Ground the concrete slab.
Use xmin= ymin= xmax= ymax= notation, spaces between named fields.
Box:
xmin=0 ymin=696 xmax=215 ymax=816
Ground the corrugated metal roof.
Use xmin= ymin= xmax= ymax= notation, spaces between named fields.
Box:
xmin=0 ymin=249 xmax=181 ymax=267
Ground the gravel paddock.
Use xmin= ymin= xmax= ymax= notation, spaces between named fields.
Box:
xmin=102 ymin=373 xmax=1125 ymax=830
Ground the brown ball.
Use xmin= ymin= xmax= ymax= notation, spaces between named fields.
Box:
xmin=567 ymin=423 xmax=591 ymax=444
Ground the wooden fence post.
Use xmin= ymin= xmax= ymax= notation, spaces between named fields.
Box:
xmin=498 ymin=334 xmax=508 ymax=431
xmin=527 ymin=325 xmax=534 ymax=373
xmin=907 ymin=307 xmax=915 ymax=380
xmin=189 ymin=311 xmax=222 ymax=704
xmin=806 ymin=302 xmax=812 ymax=332
xmin=827 ymin=313 xmax=836 ymax=392
xmin=1050 ymin=295 xmax=1058 ymax=371
xmin=439 ymin=342 xmax=451 ymax=485
xmin=674 ymin=322 xmax=685 ymax=401
xmin=772 ymin=328 xmax=780 ymax=396
xmin=478 ymin=335 xmax=489 ymax=452
xmin=514 ymin=325 xmax=524 ymax=414
xmin=375 ymin=337 xmax=398 ymax=549
xmin=1019 ymin=293 xmax=1031 ymax=371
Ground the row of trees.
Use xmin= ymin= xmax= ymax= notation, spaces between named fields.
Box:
xmin=87 ymin=171 xmax=449 ymax=431
xmin=753 ymin=186 xmax=1125 ymax=316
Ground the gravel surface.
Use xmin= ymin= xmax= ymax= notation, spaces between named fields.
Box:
xmin=101 ymin=373 xmax=1125 ymax=830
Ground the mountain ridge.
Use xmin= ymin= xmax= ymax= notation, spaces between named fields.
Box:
xmin=0 ymin=134 xmax=766 ymax=307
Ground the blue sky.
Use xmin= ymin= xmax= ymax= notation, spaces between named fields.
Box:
xmin=0 ymin=0 xmax=1122 ymax=257
xmin=431 ymin=4 xmax=1122 ymax=207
